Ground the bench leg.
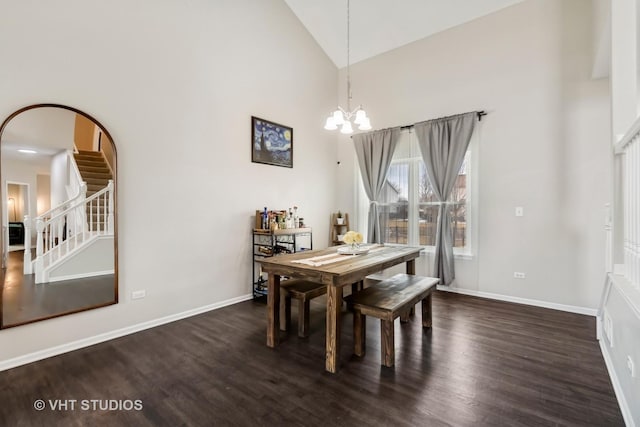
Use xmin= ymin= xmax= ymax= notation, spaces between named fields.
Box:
xmin=351 ymin=280 xmax=364 ymax=295
xmin=353 ymin=310 xmax=366 ymax=357
xmin=280 ymin=294 xmax=291 ymax=332
xmin=422 ymin=293 xmax=432 ymax=328
xmin=406 ymin=261 xmax=416 ymax=318
xmin=380 ymin=319 xmax=395 ymax=367
xmin=400 ymin=308 xmax=410 ymax=323
xmin=298 ymin=299 xmax=310 ymax=338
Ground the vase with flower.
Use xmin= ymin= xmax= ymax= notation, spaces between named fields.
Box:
xmin=338 ymin=230 xmax=367 ymax=255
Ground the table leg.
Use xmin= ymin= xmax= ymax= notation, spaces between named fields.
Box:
xmin=406 ymin=259 xmax=416 ymax=316
xmin=353 ymin=310 xmax=366 ymax=357
xmin=326 ymin=285 xmax=343 ymax=373
xmin=406 ymin=259 xmax=416 ymax=275
xmin=267 ymin=274 xmax=281 ymax=348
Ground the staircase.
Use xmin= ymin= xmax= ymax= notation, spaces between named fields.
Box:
xmin=74 ymin=150 xmax=113 ymax=231
xmin=23 ymin=149 xmax=115 ymax=283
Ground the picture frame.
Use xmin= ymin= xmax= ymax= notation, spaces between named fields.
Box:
xmin=251 ymin=116 xmax=293 ymax=168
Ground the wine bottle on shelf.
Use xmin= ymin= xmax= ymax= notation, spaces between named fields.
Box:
xmin=287 ymin=208 xmax=293 ymax=229
xmin=262 ymin=207 xmax=268 ymax=230
xmin=293 ymin=206 xmax=299 ymax=228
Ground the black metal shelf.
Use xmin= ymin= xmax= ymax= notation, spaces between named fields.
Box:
xmin=252 ymin=228 xmax=312 ymax=299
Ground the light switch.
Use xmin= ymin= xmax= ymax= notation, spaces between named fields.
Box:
xmin=515 ymin=207 xmax=524 ymax=217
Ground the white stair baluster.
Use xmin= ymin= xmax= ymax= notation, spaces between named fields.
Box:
xmin=95 ymin=195 xmax=100 ymax=235
xmin=102 ymin=193 xmax=105 ymax=234
xmin=34 ymin=219 xmax=44 ymax=282
xmin=107 ymin=180 xmax=114 ymax=234
xmin=635 ymin=139 xmax=640 ymax=287
xmin=81 ymin=181 xmax=87 ymax=239
xmin=23 ymin=215 xmax=32 ymax=274
xmin=90 ymin=199 xmax=94 ymax=233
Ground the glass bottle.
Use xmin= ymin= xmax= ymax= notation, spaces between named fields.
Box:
xmin=287 ymin=208 xmax=293 ymax=229
xmin=262 ymin=207 xmax=268 ymax=229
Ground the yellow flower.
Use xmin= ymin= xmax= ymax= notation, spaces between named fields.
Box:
xmin=342 ymin=230 xmax=363 ymax=244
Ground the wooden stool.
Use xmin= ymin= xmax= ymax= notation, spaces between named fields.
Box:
xmin=351 ymin=273 xmax=439 ymax=367
xmin=279 ymin=280 xmax=327 ymax=338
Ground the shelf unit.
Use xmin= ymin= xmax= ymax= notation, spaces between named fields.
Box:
xmin=330 ymin=212 xmax=349 ymax=246
xmin=252 ymin=227 xmax=313 ymax=299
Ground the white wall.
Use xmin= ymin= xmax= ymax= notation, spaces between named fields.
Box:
xmin=338 ymin=0 xmax=611 ymax=310
xmin=601 ymin=277 xmax=640 ymax=425
xmin=36 ymin=174 xmax=51 ymax=215
xmin=49 ymin=151 xmax=68 ymax=208
xmin=0 ymin=0 xmax=338 ymax=362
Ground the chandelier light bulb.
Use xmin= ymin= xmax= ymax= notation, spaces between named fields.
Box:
xmin=358 ymin=116 xmax=371 ymax=131
xmin=340 ymin=120 xmax=353 ymax=134
xmin=332 ymin=110 xmax=345 ymax=126
xmin=354 ymin=109 xmax=367 ymax=125
xmin=324 ymin=116 xmax=338 ymax=130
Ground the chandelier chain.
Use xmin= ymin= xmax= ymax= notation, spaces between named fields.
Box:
xmin=346 ymin=0 xmax=351 ymax=111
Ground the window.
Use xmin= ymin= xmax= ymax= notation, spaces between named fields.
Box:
xmin=371 ymin=130 xmax=473 ymax=254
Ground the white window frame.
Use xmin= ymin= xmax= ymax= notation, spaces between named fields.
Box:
xmin=355 ymin=129 xmax=478 ymax=259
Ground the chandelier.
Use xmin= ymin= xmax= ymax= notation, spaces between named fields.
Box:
xmin=324 ymin=0 xmax=371 ymax=134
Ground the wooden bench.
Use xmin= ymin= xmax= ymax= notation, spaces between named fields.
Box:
xmin=351 ymin=273 xmax=439 ymax=367
xmin=280 ymin=279 xmax=327 ymax=338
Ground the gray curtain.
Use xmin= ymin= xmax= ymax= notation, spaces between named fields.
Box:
xmin=353 ymin=127 xmax=401 ymax=243
xmin=414 ymin=112 xmax=476 ymax=286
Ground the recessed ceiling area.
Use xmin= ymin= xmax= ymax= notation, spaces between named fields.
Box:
xmin=285 ymin=0 xmax=525 ymax=68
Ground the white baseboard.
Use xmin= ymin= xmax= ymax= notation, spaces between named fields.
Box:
xmin=598 ymin=318 xmax=636 ymax=427
xmin=48 ymin=269 xmax=114 ymax=283
xmin=437 ymin=286 xmax=598 ymax=316
xmin=0 ymin=293 xmax=254 ymax=372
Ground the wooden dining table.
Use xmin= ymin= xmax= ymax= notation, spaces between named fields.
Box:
xmin=257 ymin=244 xmax=422 ymax=373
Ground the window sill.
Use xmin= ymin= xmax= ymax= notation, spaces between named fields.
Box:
xmin=381 ymin=243 xmax=474 ymax=260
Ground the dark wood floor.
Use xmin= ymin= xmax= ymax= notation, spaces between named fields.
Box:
xmin=1 ymin=250 xmax=115 ymax=327
xmin=0 ymin=292 xmax=623 ymax=426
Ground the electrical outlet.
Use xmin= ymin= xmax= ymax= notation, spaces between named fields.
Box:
xmin=627 ymin=356 xmax=636 ymax=378
xmin=132 ymin=290 xmax=146 ymax=300
xmin=513 ymin=272 xmax=526 ymax=279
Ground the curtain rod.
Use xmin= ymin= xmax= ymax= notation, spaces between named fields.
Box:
xmin=348 ymin=110 xmax=487 ymax=138
xmin=399 ymin=110 xmax=487 ymax=131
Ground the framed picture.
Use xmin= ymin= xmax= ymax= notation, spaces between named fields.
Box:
xmin=251 ymin=116 xmax=293 ymax=168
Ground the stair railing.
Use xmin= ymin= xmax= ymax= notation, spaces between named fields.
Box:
xmin=23 ymin=181 xmax=87 ymax=274
xmin=615 ymin=120 xmax=640 ymax=289
xmin=22 ymin=149 xmax=87 ymax=273
xmin=31 ymin=180 xmax=113 ymax=282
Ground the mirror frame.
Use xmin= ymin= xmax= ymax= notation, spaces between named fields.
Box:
xmin=0 ymin=103 xmax=118 ymax=329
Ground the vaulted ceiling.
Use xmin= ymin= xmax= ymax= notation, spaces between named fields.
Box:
xmin=284 ymin=0 xmax=526 ymax=68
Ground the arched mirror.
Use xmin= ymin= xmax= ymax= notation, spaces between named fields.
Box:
xmin=0 ymin=104 xmax=117 ymax=328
